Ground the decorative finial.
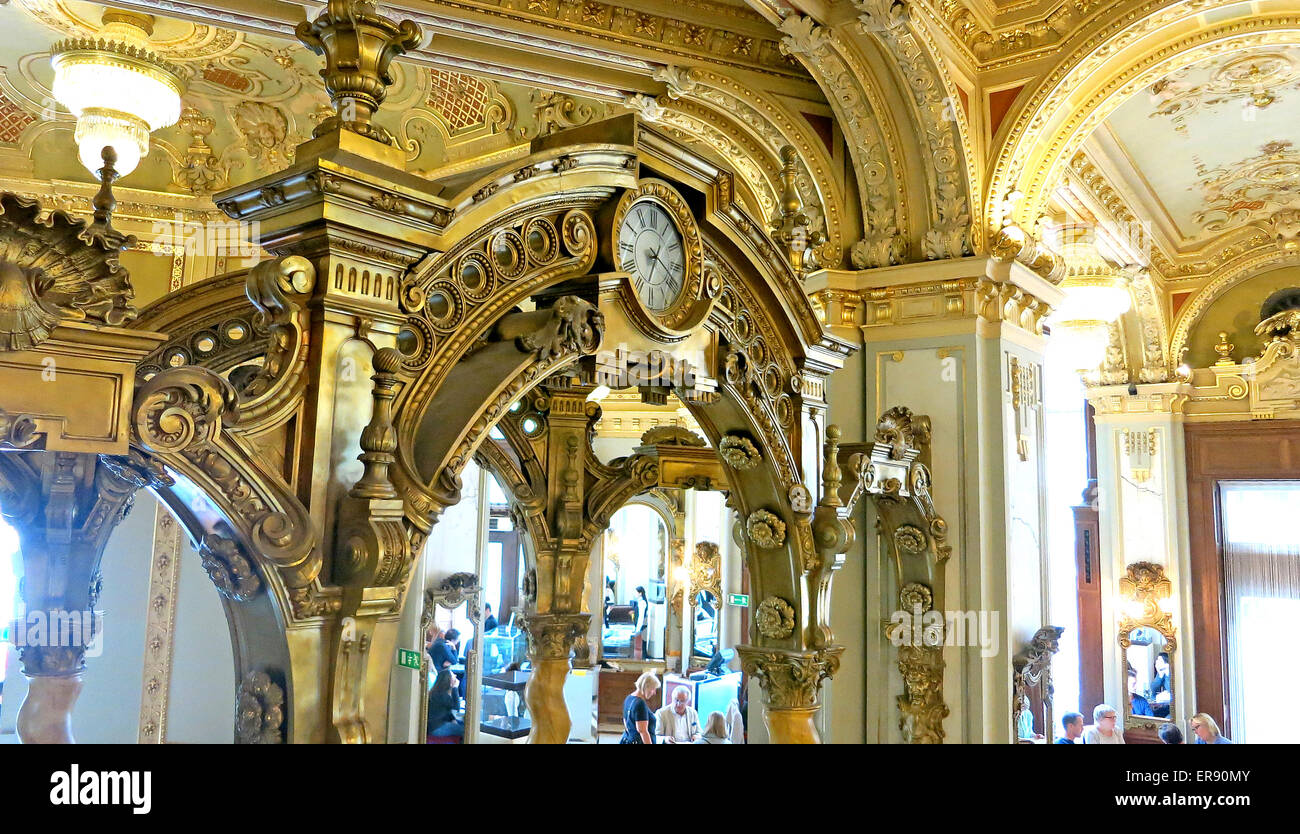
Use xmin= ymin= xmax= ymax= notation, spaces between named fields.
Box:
xmin=820 ymin=423 xmax=843 ymax=508
xmin=296 ymin=1 xmax=423 ymax=147
xmin=350 ymin=346 xmax=404 ymax=499
xmin=769 ymin=145 xmax=825 ymax=277
xmin=1213 ymin=331 xmax=1236 ymax=366
xmin=92 ymin=145 xmax=119 ymax=230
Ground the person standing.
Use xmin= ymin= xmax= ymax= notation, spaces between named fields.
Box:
xmin=1191 ymin=713 xmax=1233 ymax=744
xmin=1082 ymin=704 xmax=1125 ymax=744
xmin=428 ymin=627 xmax=457 ymax=670
xmin=482 ymin=604 xmax=498 ymax=634
xmin=633 ymin=585 xmax=649 ymax=659
xmin=620 ymin=671 xmax=659 ymax=744
xmin=655 ymin=687 xmax=700 ymax=744
xmin=1057 ymin=712 xmax=1084 ymax=744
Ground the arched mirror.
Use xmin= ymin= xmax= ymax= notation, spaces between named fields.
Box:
xmin=601 ymin=504 xmax=668 ymax=659
xmin=1118 ymin=562 xmax=1177 ymax=731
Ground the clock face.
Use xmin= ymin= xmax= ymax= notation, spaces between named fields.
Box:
xmin=617 ymin=201 xmax=685 ymax=313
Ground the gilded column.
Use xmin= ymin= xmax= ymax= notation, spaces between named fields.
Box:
xmin=521 ymin=613 xmax=588 ymax=744
xmin=736 ymin=646 xmax=844 ymax=743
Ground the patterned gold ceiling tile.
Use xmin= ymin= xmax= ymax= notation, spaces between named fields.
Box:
xmin=0 ymin=89 xmax=36 ymax=145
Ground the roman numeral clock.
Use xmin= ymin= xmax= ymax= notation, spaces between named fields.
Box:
xmin=608 ymin=179 xmax=712 ymax=340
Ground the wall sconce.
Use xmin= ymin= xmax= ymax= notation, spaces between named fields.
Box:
xmin=1122 ymin=427 xmax=1158 ymax=483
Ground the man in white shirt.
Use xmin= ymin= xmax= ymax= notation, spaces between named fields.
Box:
xmin=1081 ymin=704 xmax=1125 ymax=744
xmin=655 ymin=687 xmax=700 ymax=743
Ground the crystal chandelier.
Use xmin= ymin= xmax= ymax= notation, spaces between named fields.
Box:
xmin=50 ymin=10 xmax=185 ymax=178
xmin=1047 ymin=225 xmax=1132 ymax=372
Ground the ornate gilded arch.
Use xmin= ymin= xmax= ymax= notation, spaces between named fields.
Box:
xmin=779 ymin=2 xmax=978 ymax=268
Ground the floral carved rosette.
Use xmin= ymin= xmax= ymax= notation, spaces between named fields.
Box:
xmin=235 ymin=670 xmax=285 ymax=744
xmin=755 ymin=596 xmax=795 ymax=639
xmin=718 ymin=434 xmax=762 ymax=469
xmin=893 ymin=524 xmax=926 ymax=555
xmin=899 ymin=581 xmax=933 ymax=613
xmin=746 ymin=509 xmax=787 ymax=548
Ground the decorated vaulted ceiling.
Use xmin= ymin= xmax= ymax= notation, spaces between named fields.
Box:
xmin=1087 ymin=46 xmax=1300 ymax=253
xmin=0 ymin=0 xmax=856 ymax=268
xmin=0 ymin=0 xmax=591 ymax=195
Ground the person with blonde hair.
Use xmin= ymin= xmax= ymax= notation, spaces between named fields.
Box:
xmin=620 ymin=671 xmax=660 ymax=744
xmin=694 ymin=711 xmax=731 ymax=744
xmin=1191 ymin=713 xmax=1233 ymax=744
xmin=1082 ymin=704 xmax=1125 ymax=744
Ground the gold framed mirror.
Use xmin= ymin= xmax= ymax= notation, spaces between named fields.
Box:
xmin=1117 ymin=562 xmax=1177 ymax=729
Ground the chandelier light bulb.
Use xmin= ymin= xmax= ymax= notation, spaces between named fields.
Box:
xmin=49 ymin=11 xmax=185 ymax=178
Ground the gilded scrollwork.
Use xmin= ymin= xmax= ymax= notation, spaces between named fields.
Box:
xmin=0 ymin=190 xmax=136 ymax=351
xmin=864 ymin=406 xmax=951 ymax=743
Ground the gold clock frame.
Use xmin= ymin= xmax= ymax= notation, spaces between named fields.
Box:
xmin=609 ymin=179 xmax=710 ymax=338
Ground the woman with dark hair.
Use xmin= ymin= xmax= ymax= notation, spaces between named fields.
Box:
xmin=634 ymin=585 xmax=649 ymax=659
xmin=427 ymin=669 xmax=464 ymax=740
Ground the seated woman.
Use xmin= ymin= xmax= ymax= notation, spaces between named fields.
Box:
xmin=427 ymin=669 xmax=465 ymax=740
xmin=693 ymin=711 xmax=731 ymax=744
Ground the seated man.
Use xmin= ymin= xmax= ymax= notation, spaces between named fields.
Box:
xmin=1057 ymin=711 xmax=1084 ymax=744
xmin=1128 ymin=669 xmax=1153 ymax=717
xmin=1159 ymin=724 xmax=1184 ymax=744
xmin=655 ymin=687 xmax=700 ymax=744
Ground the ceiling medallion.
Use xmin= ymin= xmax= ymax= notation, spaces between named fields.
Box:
xmin=50 ymin=10 xmax=185 ymax=177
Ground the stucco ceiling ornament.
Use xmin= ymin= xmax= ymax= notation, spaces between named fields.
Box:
xmin=718 ymin=434 xmax=762 ymax=469
xmin=747 ymin=509 xmax=787 ymax=548
xmin=755 ymin=595 xmax=796 ymax=639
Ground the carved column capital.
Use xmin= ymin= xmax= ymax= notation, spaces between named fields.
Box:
xmin=521 ymin=612 xmax=589 ymax=662
xmin=736 ymin=645 xmax=843 ymax=710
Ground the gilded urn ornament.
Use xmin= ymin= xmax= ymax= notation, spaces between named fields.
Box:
xmin=296 ymin=1 xmax=423 ymax=146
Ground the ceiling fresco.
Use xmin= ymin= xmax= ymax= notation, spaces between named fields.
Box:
xmin=0 ymin=0 xmax=598 ymax=197
xmin=1097 ymin=46 xmax=1300 ymax=245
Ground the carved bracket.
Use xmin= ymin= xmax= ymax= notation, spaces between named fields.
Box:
xmin=863 ymin=406 xmax=951 ymax=743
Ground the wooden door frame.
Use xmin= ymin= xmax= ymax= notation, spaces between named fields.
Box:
xmin=1185 ymin=419 xmax=1300 ymax=739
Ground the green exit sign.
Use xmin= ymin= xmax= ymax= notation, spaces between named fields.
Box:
xmin=727 ymin=593 xmax=750 ymax=607
xmin=396 ymin=649 xmax=422 ymax=670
